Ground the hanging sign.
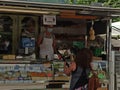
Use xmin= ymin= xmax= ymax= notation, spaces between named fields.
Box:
xmin=43 ymin=15 xmax=56 ymax=25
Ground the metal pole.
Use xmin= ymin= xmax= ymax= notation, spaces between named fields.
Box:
xmin=106 ymin=19 xmax=114 ymax=90
xmin=109 ymin=51 xmax=115 ymax=90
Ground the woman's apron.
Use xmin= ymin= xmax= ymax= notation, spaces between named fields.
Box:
xmin=40 ymin=37 xmax=54 ymax=60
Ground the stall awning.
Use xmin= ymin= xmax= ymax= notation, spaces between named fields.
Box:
xmin=112 ymin=22 xmax=120 ymax=36
xmin=0 ymin=0 xmax=120 ymax=17
xmin=111 ymin=39 xmax=120 ymax=47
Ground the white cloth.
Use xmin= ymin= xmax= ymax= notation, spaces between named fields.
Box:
xmin=40 ymin=36 xmax=54 ymax=60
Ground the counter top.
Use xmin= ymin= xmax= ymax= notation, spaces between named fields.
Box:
xmin=0 ymin=59 xmax=62 ymax=64
xmin=0 ymin=83 xmax=69 ymax=90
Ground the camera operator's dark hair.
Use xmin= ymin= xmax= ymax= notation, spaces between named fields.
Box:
xmin=75 ymin=48 xmax=93 ymax=68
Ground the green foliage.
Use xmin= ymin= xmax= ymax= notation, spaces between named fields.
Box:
xmin=112 ymin=17 xmax=120 ymax=22
xmin=65 ymin=0 xmax=120 ymax=8
xmin=65 ymin=0 xmax=120 ymax=22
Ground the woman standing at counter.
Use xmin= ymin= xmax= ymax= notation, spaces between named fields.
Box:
xmin=64 ymin=48 xmax=93 ymax=90
xmin=37 ymin=25 xmax=56 ymax=61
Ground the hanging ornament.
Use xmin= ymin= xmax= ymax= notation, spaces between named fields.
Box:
xmin=89 ymin=20 xmax=95 ymax=40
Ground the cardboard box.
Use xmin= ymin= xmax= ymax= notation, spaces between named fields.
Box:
xmin=97 ymin=87 xmax=107 ymax=90
xmin=3 ymin=55 xmax=16 ymax=60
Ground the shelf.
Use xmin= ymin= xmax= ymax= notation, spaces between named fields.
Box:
xmin=0 ymin=60 xmax=31 ymax=64
xmin=0 ymin=58 xmax=67 ymax=64
xmin=0 ymin=83 xmax=46 ymax=90
xmin=0 ymin=31 xmax=12 ymax=35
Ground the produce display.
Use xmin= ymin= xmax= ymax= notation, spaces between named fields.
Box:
xmin=0 ymin=64 xmax=53 ymax=84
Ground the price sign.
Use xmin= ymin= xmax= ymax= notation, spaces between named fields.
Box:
xmin=43 ymin=15 xmax=56 ymax=25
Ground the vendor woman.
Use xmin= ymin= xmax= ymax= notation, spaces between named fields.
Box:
xmin=37 ymin=25 xmax=56 ymax=61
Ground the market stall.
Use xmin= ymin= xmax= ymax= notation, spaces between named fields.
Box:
xmin=0 ymin=0 xmax=120 ymax=90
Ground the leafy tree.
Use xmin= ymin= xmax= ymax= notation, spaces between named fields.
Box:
xmin=66 ymin=0 xmax=120 ymax=22
xmin=66 ymin=0 xmax=120 ymax=7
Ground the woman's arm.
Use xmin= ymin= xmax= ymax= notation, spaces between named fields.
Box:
xmin=52 ymin=35 xmax=56 ymax=53
xmin=37 ymin=34 xmax=43 ymax=46
xmin=64 ymin=61 xmax=76 ymax=76
xmin=64 ymin=62 xmax=71 ymax=76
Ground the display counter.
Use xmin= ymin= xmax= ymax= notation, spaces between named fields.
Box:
xmin=0 ymin=83 xmax=69 ymax=90
xmin=0 ymin=59 xmax=70 ymax=90
xmin=0 ymin=58 xmax=108 ymax=90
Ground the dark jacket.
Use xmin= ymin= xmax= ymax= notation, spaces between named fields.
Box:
xmin=69 ymin=66 xmax=90 ymax=90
